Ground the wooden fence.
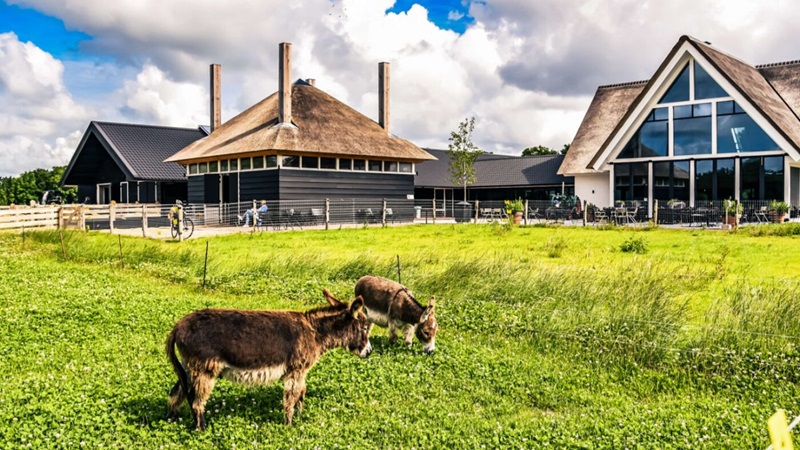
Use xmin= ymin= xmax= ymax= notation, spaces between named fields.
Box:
xmin=0 ymin=204 xmax=163 ymax=236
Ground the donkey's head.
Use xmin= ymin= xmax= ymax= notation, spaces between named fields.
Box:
xmin=415 ymin=296 xmax=438 ymax=355
xmin=322 ymin=289 xmax=371 ymax=358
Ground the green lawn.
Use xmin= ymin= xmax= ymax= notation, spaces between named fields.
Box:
xmin=2 ymin=224 xmax=800 ymax=448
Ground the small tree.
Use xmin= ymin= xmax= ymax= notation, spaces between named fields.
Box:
xmin=561 ymin=143 xmax=571 ymax=154
xmin=522 ymin=145 xmax=557 ymax=156
xmin=447 ymin=117 xmax=483 ymax=202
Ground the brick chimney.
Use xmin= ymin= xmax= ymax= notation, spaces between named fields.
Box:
xmin=210 ymin=64 xmax=221 ymax=131
xmin=279 ymin=42 xmax=292 ymax=124
xmin=378 ymin=62 xmax=390 ymax=134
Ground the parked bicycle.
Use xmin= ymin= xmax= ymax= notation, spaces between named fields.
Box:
xmin=168 ymin=200 xmax=194 ymax=239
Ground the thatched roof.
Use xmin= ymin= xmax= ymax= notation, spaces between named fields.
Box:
xmin=557 ymin=81 xmax=645 ymax=175
xmin=560 ymin=35 xmax=800 ymax=175
xmin=166 ymin=80 xmax=435 ymax=163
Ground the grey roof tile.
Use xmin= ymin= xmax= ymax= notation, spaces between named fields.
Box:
xmin=93 ymin=122 xmax=207 ymax=181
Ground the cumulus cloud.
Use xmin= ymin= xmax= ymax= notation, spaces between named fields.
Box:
xmin=0 ymin=32 xmax=91 ymax=176
xmin=4 ymin=0 xmax=800 ymax=177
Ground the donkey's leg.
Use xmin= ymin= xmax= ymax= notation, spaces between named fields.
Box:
xmin=295 ymin=383 xmax=308 ymax=418
xmin=283 ymin=373 xmax=307 ymax=426
xmin=402 ymin=324 xmax=415 ymax=348
xmin=168 ymin=381 xmax=186 ymax=418
xmin=190 ymin=371 xmax=218 ymax=430
xmin=388 ymin=320 xmax=399 ymax=345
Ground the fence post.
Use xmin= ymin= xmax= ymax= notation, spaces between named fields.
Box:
xmin=109 ymin=203 xmax=116 ymax=234
xmin=583 ymin=200 xmax=587 ymax=227
xmin=178 ymin=205 xmax=184 ymax=242
xmin=57 ymin=206 xmax=63 ymax=230
xmin=141 ymin=205 xmax=148 ymax=238
xmin=524 ymin=199 xmax=529 ymax=226
xmin=432 ymin=198 xmax=436 ymax=224
xmin=734 ymin=199 xmax=739 ymax=230
xmin=325 ymin=198 xmax=330 ymax=231
xmin=653 ymin=199 xmax=658 ymax=226
xmin=382 ymin=198 xmax=387 ymax=226
xmin=474 ymin=199 xmax=480 ymax=224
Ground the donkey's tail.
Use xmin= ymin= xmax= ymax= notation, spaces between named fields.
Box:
xmin=166 ymin=329 xmax=194 ymax=405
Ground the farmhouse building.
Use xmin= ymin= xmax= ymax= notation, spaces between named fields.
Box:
xmin=165 ymin=43 xmax=435 ymax=203
xmin=560 ymin=35 xmax=800 ymax=215
xmin=415 ymin=149 xmax=574 ymax=203
xmin=61 ymin=121 xmax=206 ymax=204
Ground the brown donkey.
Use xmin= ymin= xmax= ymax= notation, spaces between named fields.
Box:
xmin=355 ymin=275 xmax=437 ymax=355
xmin=165 ymin=290 xmax=370 ymax=430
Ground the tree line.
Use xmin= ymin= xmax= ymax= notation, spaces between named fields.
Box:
xmin=0 ymin=166 xmax=77 ymax=206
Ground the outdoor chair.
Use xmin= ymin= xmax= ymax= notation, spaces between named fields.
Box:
xmin=754 ymin=206 xmax=769 ymax=224
xmin=593 ymin=208 xmax=608 ymax=225
xmin=527 ymin=207 xmax=541 ymax=222
xmin=385 ymin=208 xmax=394 ymax=223
xmin=310 ymin=208 xmax=324 ymax=225
xmin=625 ymin=206 xmax=638 ymax=224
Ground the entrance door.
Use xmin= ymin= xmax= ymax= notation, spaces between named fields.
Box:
xmin=97 ymin=183 xmax=111 ymax=204
xmin=120 ymin=182 xmax=129 ymax=203
xmin=434 ymin=188 xmax=453 ymax=218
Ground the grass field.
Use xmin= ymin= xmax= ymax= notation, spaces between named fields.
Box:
xmin=2 ymin=224 xmax=800 ymax=448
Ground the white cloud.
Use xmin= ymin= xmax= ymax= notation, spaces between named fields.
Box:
xmin=0 ymin=32 xmax=91 ymax=176
xmin=448 ymin=10 xmax=465 ymax=21
xmin=4 ymin=0 xmax=800 ymax=178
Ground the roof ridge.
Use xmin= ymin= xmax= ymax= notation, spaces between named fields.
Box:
xmin=597 ymin=80 xmax=649 ymax=89
xmin=756 ymin=59 xmax=800 ymax=69
xmin=93 ymin=121 xmax=204 ymax=132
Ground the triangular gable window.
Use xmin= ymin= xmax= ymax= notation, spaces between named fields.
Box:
xmin=694 ymin=63 xmax=727 ymax=99
xmin=658 ymin=63 xmax=690 ymax=104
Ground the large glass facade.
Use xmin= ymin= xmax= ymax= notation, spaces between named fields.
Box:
xmin=741 ymin=156 xmax=784 ymax=201
xmin=619 ymin=109 xmax=668 ymax=158
xmin=695 ymin=159 xmax=734 ymax=201
xmin=673 ymin=103 xmax=712 ymax=156
xmin=653 ymin=161 xmax=690 ymax=201
xmin=614 ymin=163 xmax=648 ymax=201
xmin=717 ymin=101 xmax=779 ymax=153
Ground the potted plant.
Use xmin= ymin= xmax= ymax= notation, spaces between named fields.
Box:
xmin=769 ymin=200 xmax=790 ymax=223
xmin=504 ymin=198 xmax=525 ymax=225
xmin=586 ymin=203 xmax=597 ymax=222
xmin=723 ymin=198 xmax=742 ymax=226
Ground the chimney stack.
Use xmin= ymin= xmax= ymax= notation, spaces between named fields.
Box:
xmin=210 ymin=64 xmax=221 ymax=131
xmin=306 ymin=78 xmax=316 ymax=87
xmin=378 ymin=62 xmax=390 ymax=134
xmin=279 ymin=42 xmax=292 ymax=124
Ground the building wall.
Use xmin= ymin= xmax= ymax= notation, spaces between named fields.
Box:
xmin=278 ymin=170 xmax=413 ymax=200
xmin=574 ymin=172 xmax=611 ymax=207
xmin=240 ymin=171 xmax=279 ymax=202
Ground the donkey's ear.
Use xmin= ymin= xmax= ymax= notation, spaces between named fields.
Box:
xmin=323 ymin=289 xmax=342 ymax=307
xmin=428 ymin=296 xmax=436 ymax=309
xmin=419 ymin=306 xmax=433 ymax=323
xmin=350 ymin=296 xmax=365 ymax=318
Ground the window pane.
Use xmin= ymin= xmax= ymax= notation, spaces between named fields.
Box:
xmin=384 ymin=161 xmax=398 ymax=172
xmin=658 ymin=63 xmax=690 ymax=103
xmin=764 ymin=156 xmax=784 ymax=201
xmin=220 ymin=160 xmax=228 ymax=172
xmin=209 ymin=161 xmax=218 ymax=172
xmin=339 ymin=158 xmax=352 ymax=170
xmin=653 ymin=107 xmax=669 ymax=121
xmin=693 ymin=103 xmax=712 ymax=117
xmin=717 ymin=101 xmax=734 ymax=115
xmin=673 ymin=161 xmax=690 ymax=200
xmin=189 ymin=164 xmax=198 ymax=175
xmin=674 ymin=105 xmax=692 ymax=119
xmin=619 ymin=121 xmax=667 ymax=158
xmin=282 ymin=156 xmax=299 ymax=168
xmin=653 ymin=162 xmax=671 ymax=201
xmin=266 ymin=155 xmax=277 ymax=168
xmin=353 ymin=159 xmax=366 ymax=171
xmin=717 ymin=112 xmax=779 ymax=153
xmin=199 ymin=162 xmax=208 ymax=174
xmin=695 ymin=160 xmax=713 ymax=201
xmin=614 ymin=163 xmax=648 ymax=202
xmin=694 ymin=62 xmax=728 ymax=99
xmin=740 ymin=157 xmax=760 ymax=200
xmin=399 ymin=162 xmax=413 ymax=173
xmin=240 ymin=158 xmax=251 ymax=170
xmin=230 ymin=159 xmax=238 ymax=170
xmin=302 ymin=156 xmax=319 ymax=169
xmin=368 ymin=160 xmax=382 ymax=171
xmin=253 ymin=156 xmax=264 ymax=169
xmin=674 ymin=116 xmax=712 ymax=156
xmin=717 ymin=159 xmax=735 ymax=200
xmin=320 ymin=157 xmax=336 ymax=169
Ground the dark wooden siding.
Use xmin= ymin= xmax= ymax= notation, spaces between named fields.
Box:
xmin=187 ymin=176 xmax=205 ymax=204
xmin=278 ymin=169 xmax=414 ymax=200
xmin=203 ymin=174 xmax=220 ymax=203
xmin=240 ymin=170 xmax=279 ymax=201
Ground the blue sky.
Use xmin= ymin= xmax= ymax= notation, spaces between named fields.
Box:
xmin=0 ymin=2 xmax=89 ymax=58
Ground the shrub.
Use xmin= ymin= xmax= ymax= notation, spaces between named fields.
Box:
xmin=620 ymin=235 xmax=648 ymax=254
